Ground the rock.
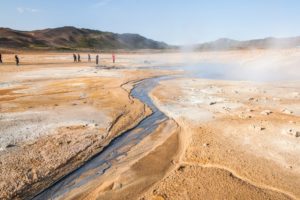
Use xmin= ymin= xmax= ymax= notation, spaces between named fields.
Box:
xmin=177 ymin=165 xmax=186 ymax=172
xmin=246 ymin=109 xmax=254 ymax=112
xmin=223 ymin=106 xmax=231 ymax=111
xmin=239 ymin=113 xmax=252 ymax=119
xmin=209 ymin=101 xmax=217 ymax=105
xmin=260 ymin=110 xmax=272 ymax=115
xmin=203 ymin=143 xmax=209 ymax=147
xmin=282 ymin=129 xmax=300 ymax=137
xmin=251 ymin=125 xmax=265 ymax=131
xmin=281 ymin=109 xmax=293 ymax=115
xmin=6 ymin=144 xmax=16 ymax=148
xmin=112 ymin=182 xmax=122 ymax=190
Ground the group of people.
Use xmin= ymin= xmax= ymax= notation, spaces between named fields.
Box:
xmin=0 ymin=53 xmax=19 ymax=65
xmin=73 ymin=53 xmax=116 ymax=65
xmin=0 ymin=53 xmax=116 ymax=66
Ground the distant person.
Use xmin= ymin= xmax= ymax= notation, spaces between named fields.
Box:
xmin=96 ymin=55 xmax=99 ymax=65
xmin=112 ymin=53 xmax=115 ymax=63
xmin=15 ymin=55 xmax=19 ymax=66
xmin=88 ymin=54 xmax=91 ymax=62
xmin=0 ymin=53 xmax=2 ymax=63
xmin=73 ymin=54 xmax=77 ymax=62
xmin=78 ymin=54 xmax=81 ymax=62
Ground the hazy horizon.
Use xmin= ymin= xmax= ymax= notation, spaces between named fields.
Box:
xmin=1 ymin=0 xmax=300 ymax=45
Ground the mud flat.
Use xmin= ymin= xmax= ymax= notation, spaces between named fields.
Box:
xmin=1 ymin=49 xmax=300 ymax=199
xmin=140 ymin=78 xmax=300 ymax=200
xmin=0 ymin=56 xmax=173 ymax=199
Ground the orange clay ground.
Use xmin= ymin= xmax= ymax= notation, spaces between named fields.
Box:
xmin=0 ymin=50 xmax=300 ymax=200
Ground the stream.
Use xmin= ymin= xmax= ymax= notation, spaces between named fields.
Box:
xmin=32 ymin=62 xmax=262 ymax=199
xmin=32 ymin=76 xmax=172 ymax=199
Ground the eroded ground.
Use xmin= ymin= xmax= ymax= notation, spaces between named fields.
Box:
xmin=141 ymin=78 xmax=300 ymax=200
xmin=0 ymin=54 xmax=172 ymax=199
xmin=1 ymin=50 xmax=300 ymax=200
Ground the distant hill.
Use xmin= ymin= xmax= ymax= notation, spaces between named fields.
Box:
xmin=0 ymin=26 xmax=169 ymax=51
xmin=196 ymin=37 xmax=300 ymax=51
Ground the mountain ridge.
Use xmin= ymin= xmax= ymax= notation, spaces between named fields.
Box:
xmin=0 ymin=26 xmax=169 ymax=51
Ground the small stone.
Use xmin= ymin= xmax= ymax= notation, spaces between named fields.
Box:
xmin=209 ymin=101 xmax=217 ymax=105
xmin=203 ymin=143 xmax=209 ymax=147
xmin=260 ymin=110 xmax=272 ymax=115
xmin=281 ymin=109 xmax=293 ymax=115
xmin=6 ymin=144 xmax=16 ymax=148
xmin=282 ymin=129 xmax=300 ymax=137
xmin=112 ymin=182 xmax=122 ymax=190
xmin=251 ymin=125 xmax=265 ymax=131
xmin=177 ymin=165 xmax=185 ymax=172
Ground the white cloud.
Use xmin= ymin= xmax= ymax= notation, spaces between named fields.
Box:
xmin=17 ymin=7 xmax=39 ymax=14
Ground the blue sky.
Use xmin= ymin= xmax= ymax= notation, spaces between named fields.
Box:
xmin=0 ymin=0 xmax=300 ymax=45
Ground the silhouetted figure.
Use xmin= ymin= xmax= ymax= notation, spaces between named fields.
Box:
xmin=15 ymin=55 xmax=19 ymax=66
xmin=0 ymin=53 xmax=2 ymax=63
xmin=96 ymin=55 xmax=99 ymax=65
xmin=88 ymin=54 xmax=91 ymax=62
xmin=112 ymin=53 xmax=115 ymax=63
xmin=73 ymin=54 xmax=77 ymax=62
xmin=78 ymin=54 xmax=81 ymax=62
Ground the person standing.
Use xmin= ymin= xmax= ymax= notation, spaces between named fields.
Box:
xmin=15 ymin=55 xmax=19 ymax=66
xmin=88 ymin=54 xmax=91 ymax=62
xmin=78 ymin=54 xmax=81 ymax=62
xmin=96 ymin=55 xmax=99 ymax=65
xmin=73 ymin=54 xmax=77 ymax=62
xmin=112 ymin=53 xmax=115 ymax=63
xmin=0 ymin=53 xmax=2 ymax=63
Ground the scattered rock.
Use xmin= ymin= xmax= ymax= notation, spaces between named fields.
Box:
xmin=112 ymin=182 xmax=122 ymax=190
xmin=282 ymin=129 xmax=300 ymax=137
xmin=6 ymin=144 xmax=16 ymax=148
xmin=177 ymin=165 xmax=185 ymax=172
xmin=203 ymin=143 xmax=209 ymax=147
xmin=239 ymin=113 xmax=252 ymax=119
xmin=209 ymin=101 xmax=217 ymax=105
xmin=260 ymin=110 xmax=272 ymax=115
xmin=281 ymin=109 xmax=293 ymax=115
xmin=246 ymin=109 xmax=254 ymax=112
xmin=251 ymin=125 xmax=265 ymax=131
xmin=222 ymin=106 xmax=231 ymax=111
